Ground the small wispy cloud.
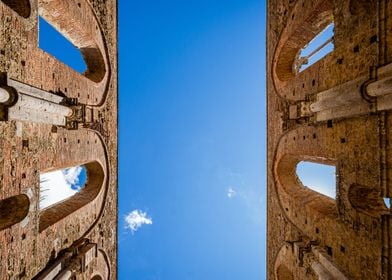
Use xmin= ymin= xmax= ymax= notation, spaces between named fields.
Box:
xmin=125 ymin=210 xmax=153 ymax=234
xmin=227 ymin=187 xmax=237 ymax=198
xmin=225 ymin=184 xmax=264 ymax=224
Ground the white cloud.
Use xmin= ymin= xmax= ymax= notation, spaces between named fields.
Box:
xmin=227 ymin=187 xmax=237 ymax=198
xmin=125 ymin=210 xmax=153 ymax=234
xmin=63 ymin=166 xmax=83 ymax=186
xmin=39 ymin=166 xmax=84 ymax=209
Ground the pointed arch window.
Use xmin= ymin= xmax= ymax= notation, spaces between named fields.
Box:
xmin=39 ymin=165 xmax=87 ymax=210
xmin=38 ymin=1 xmax=107 ymax=83
xmin=294 ymin=23 xmax=335 ymax=74
xmin=39 ymin=161 xmax=104 ymax=232
xmin=296 ymin=161 xmax=336 ymax=199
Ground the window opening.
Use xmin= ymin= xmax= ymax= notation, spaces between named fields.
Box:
xmin=39 ymin=165 xmax=87 ymax=210
xmin=384 ymin=198 xmax=391 ymax=209
xmin=38 ymin=17 xmax=87 ymax=73
xmin=294 ymin=23 xmax=335 ymax=73
xmin=296 ymin=161 xmax=336 ymax=199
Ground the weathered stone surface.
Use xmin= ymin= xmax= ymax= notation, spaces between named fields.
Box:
xmin=268 ymin=0 xmax=392 ymax=279
xmin=0 ymin=0 xmax=117 ymax=279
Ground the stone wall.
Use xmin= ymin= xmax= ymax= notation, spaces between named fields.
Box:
xmin=268 ymin=0 xmax=392 ymax=279
xmin=0 ymin=0 xmax=117 ymax=279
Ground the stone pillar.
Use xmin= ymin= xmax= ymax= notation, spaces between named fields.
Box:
xmin=0 ymin=87 xmax=10 ymax=103
xmin=2 ymin=78 xmax=74 ymax=126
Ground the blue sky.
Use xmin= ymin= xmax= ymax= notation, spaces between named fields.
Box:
xmin=118 ymin=0 xmax=266 ymax=279
xmin=298 ymin=23 xmax=334 ymax=72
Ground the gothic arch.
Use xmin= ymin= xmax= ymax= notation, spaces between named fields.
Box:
xmin=29 ymin=0 xmax=111 ymax=106
xmin=36 ymin=129 xmax=108 ymax=237
xmin=39 ymin=161 xmax=105 ymax=232
xmin=273 ymin=122 xmax=382 ymax=279
xmin=273 ymin=0 xmax=333 ymax=82
xmin=38 ymin=0 xmax=108 ymax=84
xmin=276 ymin=154 xmax=337 ymax=219
xmin=272 ymin=0 xmax=334 ymax=101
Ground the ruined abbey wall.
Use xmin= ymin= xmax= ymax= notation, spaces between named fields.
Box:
xmin=0 ymin=0 xmax=117 ymax=279
xmin=268 ymin=0 xmax=392 ymax=279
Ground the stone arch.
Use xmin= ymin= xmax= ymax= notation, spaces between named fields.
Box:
xmin=38 ymin=0 xmax=108 ymax=84
xmin=273 ymin=122 xmax=382 ymax=279
xmin=91 ymin=275 xmax=103 ymax=280
xmin=273 ymin=0 xmax=333 ymax=82
xmin=39 ymin=161 xmax=105 ymax=232
xmin=0 ymin=194 xmax=30 ymax=231
xmin=1 ymin=0 xmax=31 ymax=18
xmin=34 ymin=0 xmax=110 ymax=106
xmin=32 ymin=129 xmax=109 ymax=275
xmin=272 ymin=0 xmax=334 ymax=99
xmin=277 ymin=154 xmax=338 ymax=219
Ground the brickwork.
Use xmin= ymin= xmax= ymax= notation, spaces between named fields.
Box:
xmin=268 ymin=0 xmax=392 ymax=279
xmin=0 ymin=0 xmax=117 ymax=279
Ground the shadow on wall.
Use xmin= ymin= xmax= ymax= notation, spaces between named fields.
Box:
xmin=1 ymin=0 xmax=31 ymax=18
xmin=0 ymin=194 xmax=30 ymax=231
xmin=276 ymin=264 xmax=294 ymax=280
xmin=296 ymin=161 xmax=336 ymax=199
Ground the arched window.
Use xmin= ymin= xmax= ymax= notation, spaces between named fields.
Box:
xmin=276 ymin=154 xmax=338 ymax=220
xmin=296 ymin=161 xmax=336 ymax=199
xmin=39 ymin=17 xmax=87 ymax=74
xmin=39 ymin=161 xmax=104 ymax=232
xmin=39 ymin=165 xmax=87 ymax=210
xmin=1 ymin=0 xmax=31 ymax=18
xmin=38 ymin=0 xmax=107 ymax=83
xmin=273 ymin=1 xmax=334 ymax=83
xmin=293 ymin=23 xmax=335 ymax=74
xmin=0 ymin=194 xmax=30 ymax=231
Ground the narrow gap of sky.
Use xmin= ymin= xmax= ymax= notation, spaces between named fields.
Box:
xmin=119 ymin=0 xmax=266 ymax=279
